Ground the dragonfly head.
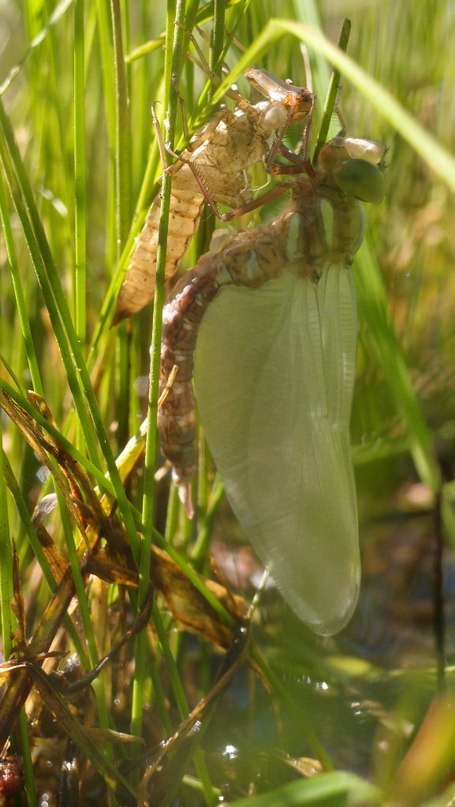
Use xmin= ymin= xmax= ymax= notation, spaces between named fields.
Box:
xmin=245 ymin=67 xmax=314 ymax=124
xmin=319 ymin=136 xmax=386 ymax=204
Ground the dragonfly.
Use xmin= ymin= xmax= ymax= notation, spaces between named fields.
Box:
xmin=158 ymin=132 xmax=385 ymax=636
xmin=113 ymin=69 xmax=313 ymax=322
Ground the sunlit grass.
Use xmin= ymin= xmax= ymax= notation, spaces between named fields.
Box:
xmin=0 ymin=0 xmax=454 ymax=804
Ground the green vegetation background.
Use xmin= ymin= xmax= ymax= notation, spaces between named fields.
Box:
xmin=0 ymin=0 xmax=454 ymax=805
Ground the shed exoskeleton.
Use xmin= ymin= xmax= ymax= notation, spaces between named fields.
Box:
xmin=114 ymin=70 xmax=313 ymax=322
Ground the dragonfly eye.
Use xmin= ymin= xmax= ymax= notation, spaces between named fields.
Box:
xmin=343 ymin=137 xmax=387 ymax=166
xmin=262 ymin=103 xmax=290 ymax=131
xmin=333 ymin=158 xmax=385 ymax=204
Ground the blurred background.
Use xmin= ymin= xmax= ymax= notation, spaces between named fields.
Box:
xmin=1 ymin=0 xmax=455 ymax=804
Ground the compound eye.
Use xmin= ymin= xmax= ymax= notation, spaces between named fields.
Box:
xmin=262 ymin=104 xmax=289 ymax=131
xmin=343 ymin=137 xmax=386 ymax=165
xmin=333 ymin=158 xmax=385 ymax=204
xmin=318 ymin=139 xmax=351 ymax=172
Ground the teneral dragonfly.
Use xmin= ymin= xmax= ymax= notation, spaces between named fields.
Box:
xmin=113 ymin=70 xmax=313 ymax=322
xmin=158 ymin=134 xmax=385 ymax=636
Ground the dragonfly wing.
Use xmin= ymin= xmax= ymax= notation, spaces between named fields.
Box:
xmin=194 ymin=268 xmax=360 ymax=636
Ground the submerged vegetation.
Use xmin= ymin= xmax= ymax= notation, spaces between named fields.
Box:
xmin=0 ymin=0 xmax=454 ymax=804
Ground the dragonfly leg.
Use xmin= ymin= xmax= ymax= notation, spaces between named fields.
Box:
xmin=164 ymin=144 xmax=293 ymax=221
xmin=180 ymin=25 xmax=244 ymax=104
xmin=150 ymin=102 xmax=172 ymax=171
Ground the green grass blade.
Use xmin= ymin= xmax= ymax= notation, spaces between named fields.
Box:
xmin=0 ymin=95 xmax=140 ymax=557
xmin=0 ymin=439 xmax=14 ymax=658
xmin=130 ymin=0 xmax=186 ymax=743
xmin=0 ymin=170 xmax=43 ymax=395
xmin=73 ymin=0 xmax=87 ymax=341
xmin=278 ymin=20 xmax=455 ymax=189
xmin=354 ymin=240 xmax=440 ymax=491
xmin=228 ymin=771 xmax=381 ymax=807
xmin=110 ymin=0 xmax=131 ymax=254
